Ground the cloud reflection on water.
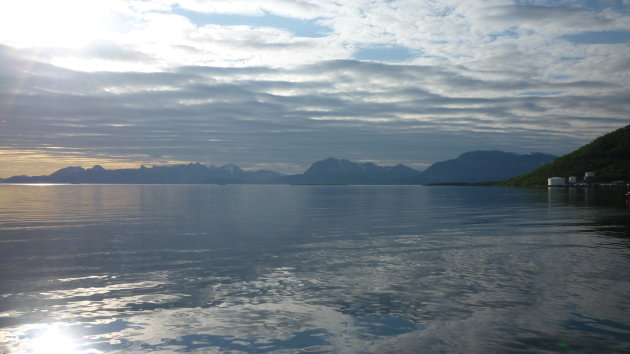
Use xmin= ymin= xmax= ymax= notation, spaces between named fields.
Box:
xmin=0 ymin=185 xmax=629 ymax=352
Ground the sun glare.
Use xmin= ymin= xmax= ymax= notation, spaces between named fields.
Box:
xmin=29 ymin=325 xmax=81 ymax=354
xmin=1 ymin=0 xmax=114 ymax=48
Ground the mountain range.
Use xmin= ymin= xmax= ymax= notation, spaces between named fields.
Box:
xmin=0 ymin=150 xmax=557 ymax=185
xmin=419 ymin=151 xmax=556 ymax=184
xmin=1 ymin=163 xmax=283 ymax=184
xmin=4 ymin=124 xmax=628 ymax=185
xmin=283 ymin=158 xmax=423 ymax=185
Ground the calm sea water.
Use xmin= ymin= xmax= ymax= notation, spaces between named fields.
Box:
xmin=0 ymin=185 xmax=629 ymax=353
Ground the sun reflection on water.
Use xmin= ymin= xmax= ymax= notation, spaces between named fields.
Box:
xmin=1 ymin=186 xmax=630 ymax=352
xmin=28 ymin=325 xmax=83 ymax=354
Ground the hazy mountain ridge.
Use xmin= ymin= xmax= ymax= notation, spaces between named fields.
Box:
xmin=2 ymin=151 xmax=561 ymax=185
xmin=503 ymin=124 xmax=630 ymax=186
xmin=419 ymin=150 xmax=557 ymax=184
xmin=283 ymin=157 xmax=423 ymax=185
xmin=2 ymin=163 xmax=283 ymax=184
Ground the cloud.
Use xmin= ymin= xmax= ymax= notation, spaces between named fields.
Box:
xmin=0 ymin=1 xmax=628 ymax=176
xmin=171 ymin=0 xmax=325 ymax=19
xmin=1 ymin=41 xmax=628 ymax=176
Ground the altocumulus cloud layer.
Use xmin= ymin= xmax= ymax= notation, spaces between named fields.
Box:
xmin=0 ymin=0 xmax=628 ymax=176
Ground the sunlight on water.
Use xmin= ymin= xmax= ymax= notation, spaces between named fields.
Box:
xmin=10 ymin=324 xmax=93 ymax=354
xmin=31 ymin=327 xmax=79 ymax=354
xmin=0 ymin=185 xmax=629 ymax=352
xmin=5 ymin=183 xmax=72 ymax=187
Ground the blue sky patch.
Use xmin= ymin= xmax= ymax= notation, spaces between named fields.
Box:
xmin=516 ymin=0 xmax=629 ymax=12
xmin=488 ymin=27 xmax=519 ymax=42
xmin=557 ymin=56 xmax=583 ymax=62
xmin=580 ymin=0 xmax=630 ymax=12
xmin=563 ymin=30 xmax=630 ymax=44
xmin=434 ymin=6 xmax=455 ymax=17
xmin=353 ymin=45 xmax=417 ymax=62
xmin=550 ymin=74 xmax=572 ymax=80
xmin=170 ymin=6 xmax=330 ymax=38
xmin=519 ymin=91 xmax=563 ymax=96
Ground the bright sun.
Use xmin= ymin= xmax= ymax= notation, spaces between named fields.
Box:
xmin=29 ymin=325 xmax=82 ymax=354
xmin=0 ymin=0 xmax=115 ymax=48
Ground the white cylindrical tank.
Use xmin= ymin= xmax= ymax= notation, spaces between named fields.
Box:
xmin=548 ymin=177 xmax=566 ymax=186
xmin=584 ymin=172 xmax=595 ymax=182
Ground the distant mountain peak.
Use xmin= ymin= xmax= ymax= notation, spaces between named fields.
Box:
xmin=459 ymin=150 xmax=512 ymax=159
xmin=220 ymin=164 xmax=243 ymax=173
xmin=50 ymin=166 xmax=85 ymax=177
xmin=306 ymin=158 xmax=351 ymax=174
xmin=419 ymin=150 xmax=557 ymax=184
xmin=4 ymin=163 xmax=282 ymax=184
xmin=288 ymin=157 xmax=422 ymax=184
xmin=1 ymin=150 xmax=566 ymax=185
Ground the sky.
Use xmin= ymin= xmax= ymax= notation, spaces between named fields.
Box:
xmin=0 ymin=0 xmax=629 ymax=177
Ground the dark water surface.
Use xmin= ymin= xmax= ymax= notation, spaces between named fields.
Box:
xmin=1 ymin=185 xmax=629 ymax=353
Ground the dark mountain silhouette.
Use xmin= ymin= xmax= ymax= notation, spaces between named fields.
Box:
xmin=2 ymin=163 xmax=283 ymax=184
xmin=418 ymin=150 xmax=557 ymax=184
xmin=503 ymin=124 xmax=630 ymax=185
xmin=1 ymin=150 xmax=560 ymax=185
xmin=283 ymin=157 xmax=422 ymax=185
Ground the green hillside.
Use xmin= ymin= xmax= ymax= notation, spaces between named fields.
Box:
xmin=502 ymin=124 xmax=630 ymax=186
